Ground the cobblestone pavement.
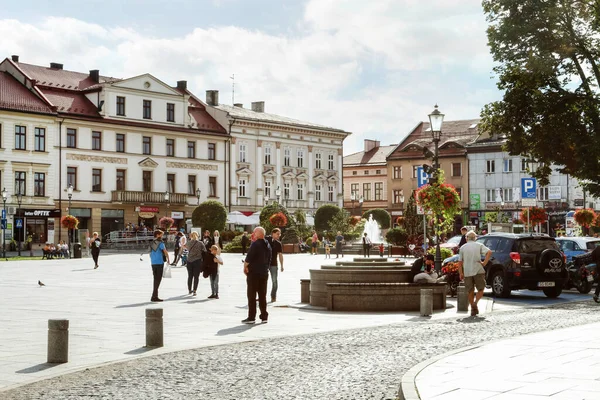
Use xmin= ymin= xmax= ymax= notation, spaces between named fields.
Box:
xmin=4 ymin=301 xmax=599 ymax=400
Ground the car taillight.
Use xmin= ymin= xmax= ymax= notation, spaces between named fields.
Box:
xmin=514 ymin=271 xmax=521 ymax=277
xmin=510 ymin=252 xmax=520 ymax=264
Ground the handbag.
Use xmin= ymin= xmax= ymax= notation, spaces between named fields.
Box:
xmin=163 ymin=265 xmax=172 ymax=278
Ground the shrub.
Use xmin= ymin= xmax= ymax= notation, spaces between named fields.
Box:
xmin=305 ymin=237 xmax=321 ymax=247
xmin=314 ymin=204 xmax=342 ymax=232
xmin=362 ymin=208 xmax=391 ymax=229
xmin=223 ymin=234 xmax=242 ymax=253
xmin=281 ymin=227 xmax=299 ymax=244
xmin=192 ymin=200 xmax=227 ymax=233
xmin=220 ymin=230 xmax=237 ymax=242
xmin=385 ymin=228 xmax=409 ymax=246
xmin=427 ymin=246 xmax=453 ymax=260
xmin=260 ymin=203 xmax=291 ymax=233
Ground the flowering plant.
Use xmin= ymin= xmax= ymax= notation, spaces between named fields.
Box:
xmin=61 ymin=215 xmax=79 ymax=230
xmin=574 ymin=208 xmax=596 ymax=227
xmin=349 ymin=216 xmax=361 ymax=226
xmin=396 ymin=216 xmax=405 ymax=226
xmin=415 ymin=170 xmax=461 ymax=234
xmin=159 ymin=217 xmax=174 ymax=230
xmin=269 ymin=212 xmax=288 ymax=227
xmin=521 ymin=207 xmax=547 ymax=226
xmin=442 ymin=262 xmax=460 ymax=275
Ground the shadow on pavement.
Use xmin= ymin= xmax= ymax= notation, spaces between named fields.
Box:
xmin=457 ymin=316 xmax=488 ymax=323
xmin=115 ymin=302 xmax=153 ymax=308
xmin=216 ymin=324 xmax=257 ymax=336
xmin=16 ymin=363 xmax=61 ymax=374
xmin=71 ymin=269 xmax=93 ymax=272
xmin=124 ymin=347 xmax=157 ymax=355
xmin=185 ymin=299 xmax=210 ymax=304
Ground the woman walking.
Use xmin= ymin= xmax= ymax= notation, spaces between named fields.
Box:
xmin=185 ymin=231 xmax=206 ymax=296
xmin=208 ymin=244 xmax=223 ymax=299
xmin=89 ymin=232 xmax=101 ymax=269
xmin=311 ymin=231 xmax=319 ymax=255
xmin=213 ymin=230 xmax=223 ymax=250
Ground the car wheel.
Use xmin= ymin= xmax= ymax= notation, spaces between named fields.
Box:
xmin=543 ymin=286 xmax=563 ymax=298
xmin=491 ymin=270 xmax=511 ymax=298
xmin=576 ymin=280 xmax=593 ymax=294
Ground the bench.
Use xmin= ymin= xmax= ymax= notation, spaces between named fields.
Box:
xmin=325 ymin=282 xmax=447 ymax=311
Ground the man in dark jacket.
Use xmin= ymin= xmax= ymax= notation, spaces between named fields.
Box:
xmin=458 ymin=227 xmax=468 ymax=248
xmin=242 ymin=227 xmax=272 ymax=324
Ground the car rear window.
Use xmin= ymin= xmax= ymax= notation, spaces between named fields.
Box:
xmin=586 ymin=241 xmax=600 ymax=250
xmin=517 ymin=239 xmax=559 ymax=253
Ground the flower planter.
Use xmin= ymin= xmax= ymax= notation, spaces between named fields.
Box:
xmin=282 ymin=243 xmax=296 ymax=254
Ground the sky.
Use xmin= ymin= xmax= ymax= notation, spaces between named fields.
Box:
xmin=0 ymin=0 xmax=500 ymax=155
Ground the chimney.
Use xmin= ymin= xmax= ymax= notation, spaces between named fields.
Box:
xmin=177 ymin=80 xmax=187 ymax=90
xmin=50 ymin=62 xmax=63 ymax=70
xmin=89 ymin=69 xmax=99 ymax=83
xmin=234 ymin=103 xmax=243 ymax=108
xmin=364 ymin=139 xmax=380 ymax=152
xmin=205 ymin=90 xmax=219 ymax=106
xmin=11 ymin=55 xmax=19 ymax=62
xmin=251 ymin=101 xmax=265 ymax=113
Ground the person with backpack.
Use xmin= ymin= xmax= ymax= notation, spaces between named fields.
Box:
xmin=89 ymin=232 xmax=101 ymax=269
xmin=184 ymin=231 xmax=205 ymax=296
xmin=149 ymin=230 xmax=170 ymax=302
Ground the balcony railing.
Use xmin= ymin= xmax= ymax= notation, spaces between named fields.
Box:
xmin=111 ymin=190 xmax=188 ymax=205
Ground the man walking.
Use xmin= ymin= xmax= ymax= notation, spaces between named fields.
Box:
xmin=242 ymin=227 xmax=272 ymax=324
xmin=457 ymin=231 xmax=491 ymax=316
xmin=266 ymin=228 xmax=284 ymax=303
xmin=335 ymin=231 xmax=344 ymax=258
xmin=149 ymin=230 xmax=170 ymax=302
xmin=362 ymin=232 xmax=372 ymax=257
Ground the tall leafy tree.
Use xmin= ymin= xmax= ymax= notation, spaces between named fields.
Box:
xmin=403 ymin=192 xmax=423 ymax=237
xmin=481 ymin=0 xmax=600 ymax=195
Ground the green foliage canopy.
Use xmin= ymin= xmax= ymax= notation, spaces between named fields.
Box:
xmin=385 ymin=228 xmax=408 ymax=246
xmin=259 ymin=203 xmax=291 ymax=233
xmin=192 ymin=200 xmax=227 ymax=233
xmin=362 ymin=208 xmax=391 ymax=229
xmin=314 ymin=204 xmax=341 ymax=233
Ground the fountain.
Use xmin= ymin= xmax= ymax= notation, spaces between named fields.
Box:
xmin=362 ymin=214 xmax=381 ymax=243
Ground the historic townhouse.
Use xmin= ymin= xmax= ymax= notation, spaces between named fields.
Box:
xmin=204 ymin=91 xmax=350 ymax=213
xmin=386 ymin=119 xmax=479 ymax=232
xmin=0 ymin=55 xmax=228 ymax=243
xmin=342 ymin=139 xmax=396 ymax=216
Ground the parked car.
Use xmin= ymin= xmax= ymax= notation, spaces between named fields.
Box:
xmin=475 ymin=233 xmax=567 ymax=298
xmin=555 ymin=237 xmax=600 ymax=262
xmin=440 ymin=235 xmax=462 ymax=254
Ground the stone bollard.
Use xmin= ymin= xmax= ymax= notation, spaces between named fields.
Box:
xmin=47 ymin=319 xmax=69 ymax=363
xmin=420 ymin=289 xmax=433 ymax=317
xmin=146 ymin=308 xmax=164 ymax=348
xmin=457 ymin=285 xmax=468 ymax=312
xmin=300 ymin=279 xmax=310 ymax=303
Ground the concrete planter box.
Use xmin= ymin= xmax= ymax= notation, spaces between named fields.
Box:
xmin=282 ymin=243 xmax=297 ymax=254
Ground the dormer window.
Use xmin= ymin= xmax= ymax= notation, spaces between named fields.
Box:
xmin=143 ymin=100 xmax=152 ymax=119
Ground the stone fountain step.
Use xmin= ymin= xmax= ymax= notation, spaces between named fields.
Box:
xmin=323 ymin=264 xmax=409 ymax=269
xmin=352 ymin=257 xmax=393 ymax=262
xmin=333 ymin=261 xmax=406 ymax=267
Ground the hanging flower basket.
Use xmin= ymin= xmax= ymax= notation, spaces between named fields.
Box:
xmin=415 ymin=178 xmax=462 ymax=234
xmin=396 ymin=216 xmax=405 ymax=226
xmin=269 ymin=212 xmax=288 ymax=227
xmin=61 ymin=215 xmax=79 ymax=230
xmin=521 ymin=207 xmax=547 ymax=226
xmin=159 ymin=217 xmax=175 ymax=230
xmin=574 ymin=208 xmax=596 ymax=227
xmin=349 ymin=216 xmax=361 ymax=226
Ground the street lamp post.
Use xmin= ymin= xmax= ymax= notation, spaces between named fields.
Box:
xmin=196 ymin=188 xmax=201 ymax=205
xmin=164 ymin=191 xmax=170 ymax=218
xmin=275 ymin=186 xmax=281 ymax=204
xmin=2 ymin=188 xmax=8 ymax=259
xmin=67 ymin=184 xmax=73 ymax=259
xmin=428 ymin=104 xmax=445 ymax=273
xmin=16 ymin=191 xmax=23 ymax=257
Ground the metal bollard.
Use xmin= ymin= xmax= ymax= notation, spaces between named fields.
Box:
xmin=300 ymin=279 xmax=310 ymax=303
xmin=146 ymin=308 xmax=164 ymax=347
xmin=420 ymin=289 xmax=433 ymax=317
xmin=457 ymin=285 xmax=468 ymax=312
xmin=47 ymin=319 xmax=69 ymax=363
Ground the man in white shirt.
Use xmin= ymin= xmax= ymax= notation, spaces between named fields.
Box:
xmin=458 ymin=231 xmax=492 ymax=316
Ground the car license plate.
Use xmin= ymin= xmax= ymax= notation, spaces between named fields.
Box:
xmin=587 ymin=276 xmax=594 ymax=282
xmin=538 ymin=282 xmax=555 ymax=287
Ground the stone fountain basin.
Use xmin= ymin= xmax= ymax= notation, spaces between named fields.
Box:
xmin=334 ymin=261 xmax=406 ymax=267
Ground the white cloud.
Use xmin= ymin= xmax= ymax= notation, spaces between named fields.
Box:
xmin=0 ymin=1 xmax=499 ymax=155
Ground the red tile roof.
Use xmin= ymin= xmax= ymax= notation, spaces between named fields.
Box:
xmin=17 ymin=62 xmax=120 ymax=90
xmin=0 ymin=72 xmax=55 ymax=114
xmin=40 ymin=89 xmax=101 ymax=117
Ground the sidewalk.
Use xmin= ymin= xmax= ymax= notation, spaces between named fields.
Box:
xmin=408 ymin=322 xmax=600 ymax=399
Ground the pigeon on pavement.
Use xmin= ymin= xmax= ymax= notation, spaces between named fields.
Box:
xmin=38 ymin=280 xmax=45 ymax=287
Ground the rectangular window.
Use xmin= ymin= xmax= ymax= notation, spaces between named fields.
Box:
xmin=67 ymin=167 xmax=77 ymax=190
xmin=538 ymin=187 xmax=549 ymax=201
xmin=521 ymin=158 xmax=528 ymax=172
xmin=486 ymin=189 xmax=494 ymax=203
xmin=350 ymin=183 xmax=359 ymax=198
xmin=92 ymin=131 xmax=102 ymax=151
xmin=452 ymin=162 xmax=462 ymax=177
xmin=143 ymin=100 xmax=152 ymax=119
xmin=143 ymin=171 xmax=152 ymax=192
xmin=352 ymin=171 xmax=357 ymax=176
xmin=284 ymin=148 xmax=290 ymax=166
xmin=412 ymin=165 xmax=419 ymax=178
xmin=92 ymin=169 xmax=102 ymax=192
xmin=264 ymin=181 xmax=271 ymax=198
xmin=66 ymin=128 xmax=77 ymax=148
xmin=297 ymin=183 xmax=304 ymax=200
xmin=188 ymin=175 xmax=196 ymax=195
xmin=116 ymin=96 xmax=125 ymax=116
xmin=166 ymin=103 xmax=175 ymax=122
xmin=456 ymin=187 xmax=463 ymax=201
xmin=167 ymin=174 xmax=175 ymax=193
xmin=187 ymin=141 xmax=196 ymax=158
xmin=34 ymin=173 xmax=45 ymax=197
xmin=503 ymin=188 xmax=513 ymax=202
xmin=315 ymin=153 xmax=322 ymax=169
xmin=363 ymin=183 xmax=371 ymax=201
xmin=238 ymin=179 xmax=247 ymax=197
xmin=316 ymin=184 xmax=322 ymax=201
xmin=166 ymin=139 xmax=174 ymax=157
xmin=116 ymin=133 xmax=125 ymax=153
xmin=297 ymin=149 xmax=304 ymax=168
xmin=328 ymin=185 xmax=334 ymax=201
xmin=328 ymin=154 xmax=334 ymax=170
xmin=503 ymin=159 xmax=513 ymax=173
xmin=143 ymin=136 xmax=151 ymax=155
xmin=393 ymin=166 xmax=402 ymax=179
xmin=374 ymin=182 xmax=383 ymax=201
xmin=364 ymin=170 xmax=369 ymax=175
xmin=209 ymin=177 xmax=216 ymax=197
xmin=376 ymin=169 xmax=381 ymax=175
xmin=487 ymin=160 xmax=495 ymax=173
xmin=34 ymin=127 xmax=45 ymax=152
xmin=116 ymin=169 xmax=126 ymax=191
xmin=15 ymin=125 xmax=26 ymax=150
xmin=393 ymin=190 xmax=404 ymax=204
xmin=239 ymin=144 xmax=247 ymax=163
xmin=264 ymin=146 xmax=271 ymax=164
xmin=284 ymin=183 xmax=290 ymax=200
xmin=15 ymin=171 xmax=26 ymax=195
xmin=208 ymin=143 xmax=216 ymax=160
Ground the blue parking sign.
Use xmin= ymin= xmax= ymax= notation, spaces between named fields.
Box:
xmin=521 ymin=178 xmax=537 ymax=199
xmin=417 ymin=167 xmax=429 ymax=188
xmin=1 ymin=209 xmax=5 ymax=219
xmin=16 ymin=218 xmax=23 ymax=228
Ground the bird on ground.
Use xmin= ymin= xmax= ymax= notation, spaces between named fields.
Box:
xmin=38 ymin=280 xmax=45 ymax=287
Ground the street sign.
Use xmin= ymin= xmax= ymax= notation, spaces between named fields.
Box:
xmin=15 ymin=218 xmax=23 ymax=229
xmin=1 ymin=209 xmax=5 ymax=219
xmin=417 ymin=166 xmax=429 ymax=188
xmin=521 ymin=178 xmax=537 ymax=199
xmin=417 ymin=204 xmax=424 ymax=215
xmin=1 ymin=219 xmax=5 ymax=229
xmin=521 ymin=198 xmax=536 ymax=207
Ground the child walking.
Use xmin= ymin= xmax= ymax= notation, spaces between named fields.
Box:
xmin=379 ymin=243 xmax=385 ymax=257
xmin=324 ymin=239 xmax=331 ymax=259
xmin=209 ymin=245 xmax=223 ymax=299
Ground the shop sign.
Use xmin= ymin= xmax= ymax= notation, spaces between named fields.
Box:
xmin=139 ymin=212 xmax=156 ymax=219
xmin=21 ymin=209 xmax=61 ymax=218
xmin=171 ymin=212 xmax=184 ymax=219
xmin=140 ymin=206 xmax=159 ymax=213
xmin=469 ymin=194 xmax=481 ymax=210
xmin=548 ymin=186 xmax=561 ymax=200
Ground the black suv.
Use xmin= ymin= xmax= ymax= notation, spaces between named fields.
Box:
xmin=475 ymin=233 xmax=567 ymax=298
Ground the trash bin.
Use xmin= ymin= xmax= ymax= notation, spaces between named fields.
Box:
xmin=73 ymin=243 xmax=82 ymax=259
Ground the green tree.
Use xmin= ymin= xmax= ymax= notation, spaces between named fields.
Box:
xmin=481 ymin=0 xmax=600 ymax=196
xmin=385 ymin=228 xmax=408 ymax=246
xmin=314 ymin=204 xmax=341 ymax=233
xmin=192 ymin=200 xmax=227 ymax=233
xmin=259 ymin=203 xmax=291 ymax=234
xmin=361 ymin=208 xmax=392 ymax=229
xmin=328 ymin=209 xmax=352 ymax=239
xmin=404 ymin=192 xmax=423 ymax=237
